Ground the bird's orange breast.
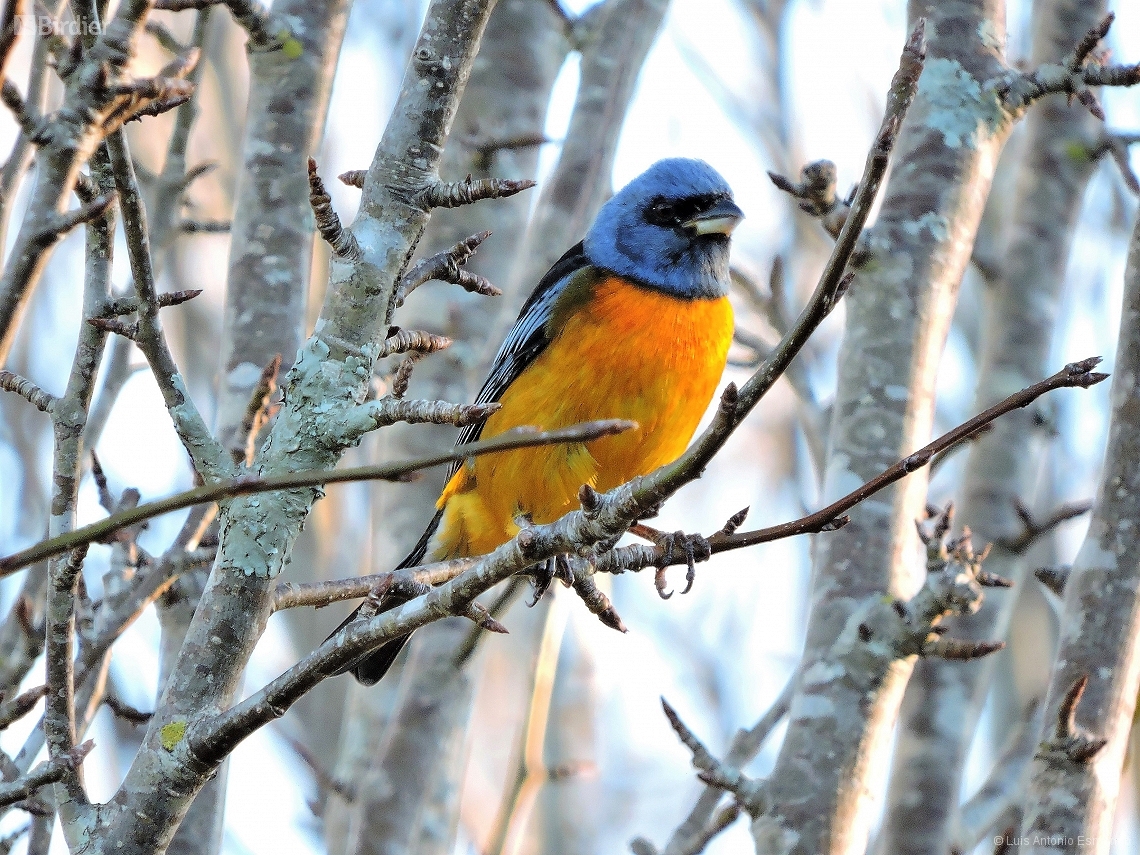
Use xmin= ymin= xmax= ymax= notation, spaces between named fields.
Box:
xmin=432 ymin=276 xmax=734 ymax=559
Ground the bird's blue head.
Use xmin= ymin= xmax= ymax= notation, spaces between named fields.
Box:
xmin=584 ymin=158 xmax=743 ymax=299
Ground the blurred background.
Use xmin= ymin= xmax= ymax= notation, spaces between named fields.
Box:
xmin=0 ymin=0 xmax=1138 ymax=852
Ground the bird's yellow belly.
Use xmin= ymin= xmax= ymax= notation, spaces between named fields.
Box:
xmin=432 ymin=277 xmax=733 ymax=559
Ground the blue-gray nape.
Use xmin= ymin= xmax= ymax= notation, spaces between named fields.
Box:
xmin=584 ymin=158 xmax=738 ymax=300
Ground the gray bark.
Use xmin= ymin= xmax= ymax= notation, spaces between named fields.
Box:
xmin=875 ymin=1 xmax=1107 ymax=852
xmin=151 ymin=4 xmax=350 ymax=852
xmin=76 ymin=1 xmax=498 ymax=852
xmin=750 ymin=3 xmax=1016 ymax=852
xmin=1016 ymin=213 xmax=1140 ymax=852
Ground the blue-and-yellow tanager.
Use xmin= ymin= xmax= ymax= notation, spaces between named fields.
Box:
xmin=342 ymin=158 xmax=743 ymax=684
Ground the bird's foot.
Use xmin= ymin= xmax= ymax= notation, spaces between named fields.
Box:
xmin=528 ymin=555 xmax=574 ymax=606
xmin=652 ymin=530 xmax=712 ymax=599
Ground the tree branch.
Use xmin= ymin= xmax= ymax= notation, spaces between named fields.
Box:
xmin=0 ymin=420 xmax=635 ymax=576
xmin=0 ymin=741 xmax=93 ymax=809
xmin=0 ymin=370 xmax=55 ymax=413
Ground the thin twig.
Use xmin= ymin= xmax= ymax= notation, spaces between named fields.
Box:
xmin=0 ymin=741 xmax=93 ymax=809
xmin=706 ymin=359 xmax=1106 ymax=554
xmin=652 ymin=671 xmax=796 ymax=854
xmin=396 ymin=230 xmax=500 ymax=305
xmin=417 ymin=175 xmax=535 ymax=209
xmin=0 ymin=370 xmax=55 ymax=413
xmin=0 ymin=420 xmax=636 ymax=575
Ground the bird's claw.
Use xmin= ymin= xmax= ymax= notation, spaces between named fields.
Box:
xmin=655 ymin=530 xmax=712 ymax=598
xmin=528 ymin=555 xmax=574 ymax=606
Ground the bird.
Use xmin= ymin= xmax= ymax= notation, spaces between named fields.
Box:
xmin=337 ymin=157 xmax=743 ymax=685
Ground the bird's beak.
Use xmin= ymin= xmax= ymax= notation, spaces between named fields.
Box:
xmin=683 ymin=198 xmax=744 ymax=236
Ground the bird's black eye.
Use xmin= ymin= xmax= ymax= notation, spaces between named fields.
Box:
xmin=645 ymin=199 xmax=680 ymax=227
xmin=643 ymin=194 xmax=721 ymax=228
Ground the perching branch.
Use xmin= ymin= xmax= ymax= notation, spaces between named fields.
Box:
xmin=591 ymin=358 xmax=1106 ymax=578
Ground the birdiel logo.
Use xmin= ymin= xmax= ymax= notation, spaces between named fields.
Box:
xmin=14 ymin=15 xmax=103 ymax=37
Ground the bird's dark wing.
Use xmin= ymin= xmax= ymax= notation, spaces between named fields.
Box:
xmin=453 ymin=241 xmax=592 ymax=452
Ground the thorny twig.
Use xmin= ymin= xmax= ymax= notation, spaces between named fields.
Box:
xmin=997 ymin=498 xmax=1092 ymax=554
xmin=396 ymin=230 xmax=501 ymax=305
xmin=999 ymin=13 xmax=1140 ymax=119
xmin=1036 ymin=675 xmax=1107 ymax=764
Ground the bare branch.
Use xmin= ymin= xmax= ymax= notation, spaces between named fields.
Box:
xmin=396 ymin=230 xmax=501 ymax=305
xmin=377 ymin=328 xmax=451 ymax=358
xmin=767 ymin=160 xmax=849 ymax=238
xmin=177 ymin=219 xmax=231 ymax=233
xmin=1034 ymin=565 xmax=1070 ymax=597
xmin=569 ymin=569 xmax=626 ymax=632
xmin=707 ymin=359 xmax=1105 ymax=554
xmin=0 ymin=420 xmax=636 ymax=576
xmin=334 ymin=396 xmax=501 ymax=444
xmin=952 ymin=702 xmax=1042 ymax=853
xmin=86 ymin=318 xmax=139 ymax=341
xmin=0 ymin=741 xmax=93 ymax=809
xmin=337 ymin=169 xmax=365 ymax=188
xmin=104 ymin=131 xmax=231 ymax=481
xmin=0 ymin=685 xmax=47 ymax=731
xmin=1 ymin=79 xmax=37 ymax=137
xmin=1001 ymin=14 xmax=1140 ymax=118
xmin=997 ymin=498 xmax=1093 ymax=553
xmin=653 ymin=672 xmax=796 ymax=855
xmin=1034 ymin=676 xmax=1107 ymax=764
xmin=308 ymin=157 xmax=360 ymax=260
xmin=0 ymin=370 xmax=55 ymax=413
xmin=417 ymin=175 xmax=536 ymax=209
xmin=102 ymin=694 xmax=152 ymax=725
xmin=100 ymin=289 xmax=204 ymax=317
xmin=153 ymin=0 xmax=282 ymax=48
xmin=660 ymin=699 xmax=765 ymax=814
xmin=236 ymin=354 xmax=281 ymax=465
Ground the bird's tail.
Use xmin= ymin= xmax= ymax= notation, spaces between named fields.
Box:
xmin=328 ymin=509 xmax=443 ymax=686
